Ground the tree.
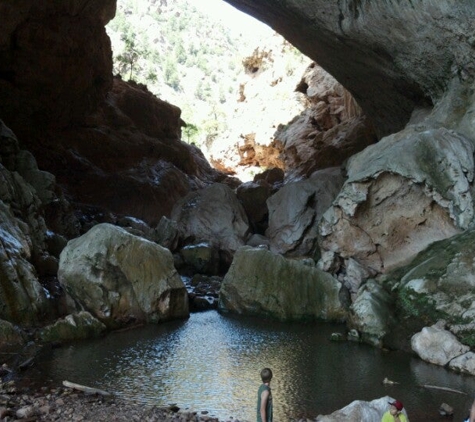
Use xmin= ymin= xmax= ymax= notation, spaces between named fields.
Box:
xmin=164 ymin=58 xmax=181 ymax=91
xmin=183 ymin=123 xmax=199 ymax=145
xmin=116 ymin=32 xmax=148 ymax=80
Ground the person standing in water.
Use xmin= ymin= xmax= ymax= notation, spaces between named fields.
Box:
xmin=257 ymin=368 xmax=273 ymax=422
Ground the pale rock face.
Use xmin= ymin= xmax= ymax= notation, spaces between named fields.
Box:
xmin=448 ymin=351 xmax=475 ymax=376
xmin=218 ymin=246 xmax=345 ymax=322
xmin=275 ymin=64 xmax=376 ymax=181
xmin=204 ymin=34 xmax=307 ymax=181
xmin=319 ymin=125 xmax=473 ymax=290
xmin=58 ymin=223 xmax=189 ymax=328
xmin=204 ymin=33 xmax=374 ymax=181
xmin=411 ymin=324 xmax=470 ymax=366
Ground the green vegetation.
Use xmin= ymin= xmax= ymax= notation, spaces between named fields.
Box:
xmin=106 ymin=0 xmax=252 ymax=148
xmin=397 ymin=288 xmax=445 ymax=324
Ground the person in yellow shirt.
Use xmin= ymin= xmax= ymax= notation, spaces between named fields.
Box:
xmin=381 ymin=400 xmax=408 ymax=422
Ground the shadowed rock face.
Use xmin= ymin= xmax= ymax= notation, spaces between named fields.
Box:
xmin=223 ymin=0 xmax=475 ymax=138
xmin=0 ymin=0 xmax=116 ymax=135
xmin=0 ymin=1 xmax=229 ymax=226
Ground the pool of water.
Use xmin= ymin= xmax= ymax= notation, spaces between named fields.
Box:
xmin=28 ymin=311 xmax=475 ymax=421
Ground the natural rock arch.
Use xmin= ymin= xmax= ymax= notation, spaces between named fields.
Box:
xmin=223 ymin=0 xmax=475 ymax=138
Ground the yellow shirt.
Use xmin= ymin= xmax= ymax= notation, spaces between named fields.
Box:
xmin=381 ymin=410 xmax=408 ymax=422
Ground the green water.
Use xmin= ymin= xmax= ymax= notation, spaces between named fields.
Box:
xmin=30 ymin=311 xmax=475 ymax=421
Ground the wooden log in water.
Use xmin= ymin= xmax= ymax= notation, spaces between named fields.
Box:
xmin=419 ymin=384 xmax=467 ymax=395
xmin=63 ymin=380 xmax=112 ymax=396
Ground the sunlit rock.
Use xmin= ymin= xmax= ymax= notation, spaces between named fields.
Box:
xmin=225 ymin=0 xmax=475 ymax=138
xmin=58 ymin=223 xmax=189 ymax=328
xmin=219 ymin=246 xmax=345 ymax=322
xmin=205 ymin=34 xmax=375 ymax=181
xmin=267 ymin=167 xmax=344 ymax=257
xmin=411 ymin=322 xmax=469 ymax=366
xmin=276 ymin=63 xmax=376 ymax=181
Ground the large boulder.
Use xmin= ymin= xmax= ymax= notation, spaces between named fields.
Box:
xmin=449 ymin=351 xmax=475 ymax=376
xmin=266 ymin=167 xmax=344 ymax=257
xmin=219 ymin=246 xmax=346 ymax=322
xmin=58 ymin=223 xmax=189 ymax=328
xmin=171 ymin=183 xmax=250 ymax=256
xmin=411 ymin=322 xmax=470 ymax=367
xmin=236 ymin=180 xmax=273 ymax=234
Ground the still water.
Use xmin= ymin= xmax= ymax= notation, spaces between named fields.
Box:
xmin=30 ymin=311 xmax=475 ymax=421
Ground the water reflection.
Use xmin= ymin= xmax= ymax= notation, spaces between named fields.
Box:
xmin=31 ymin=311 xmax=475 ymax=421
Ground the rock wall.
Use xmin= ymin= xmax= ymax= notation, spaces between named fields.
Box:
xmin=0 ymin=0 xmax=116 ymax=135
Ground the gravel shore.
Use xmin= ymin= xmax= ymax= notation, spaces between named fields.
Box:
xmin=0 ymin=380 xmax=237 ymax=422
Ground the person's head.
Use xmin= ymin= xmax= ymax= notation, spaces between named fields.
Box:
xmin=260 ymin=368 xmax=273 ymax=383
xmin=388 ymin=400 xmax=404 ymax=415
